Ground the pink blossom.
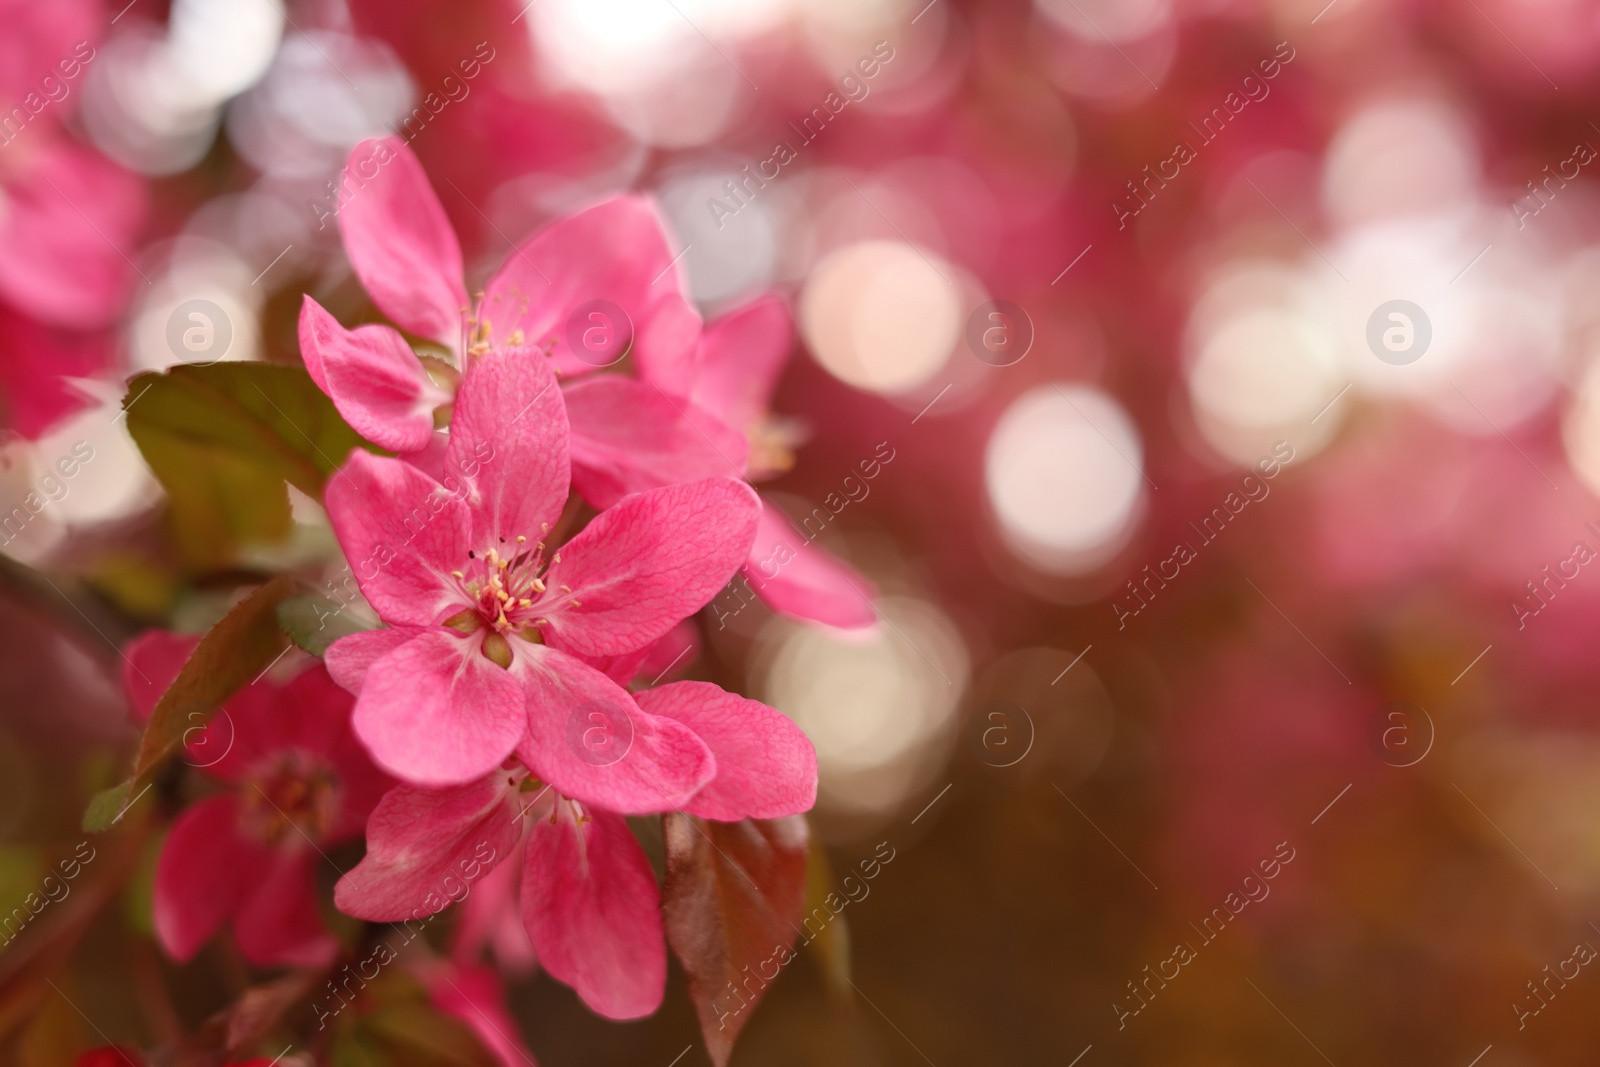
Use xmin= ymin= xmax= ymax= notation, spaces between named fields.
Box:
xmin=336 ymin=680 xmax=816 ymax=1019
xmin=300 ymin=136 xmax=874 ymax=631
xmin=321 ymin=346 xmax=760 ymax=796
xmin=299 ymin=136 xmax=709 ymax=466
xmin=123 ymin=631 xmax=393 ymax=969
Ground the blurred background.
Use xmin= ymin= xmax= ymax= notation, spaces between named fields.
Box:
xmin=6 ymin=0 xmax=1600 ymax=1062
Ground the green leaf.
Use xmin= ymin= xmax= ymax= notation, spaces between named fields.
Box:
xmin=0 ymin=846 xmax=43 ymax=917
xmin=124 ymin=363 xmax=371 ymax=566
xmin=115 ymin=577 xmax=295 ymax=807
xmin=81 ymin=781 xmax=135 ymax=834
xmin=803 ymin=830 xmax=851 ymax=999
xmin=329 ymin=1029 xmax=386 ymax=1067
xmin=662 ymin=815 xmax=809 ymax=1067
xmin=277 ymin=594 xmax=372 ymax=657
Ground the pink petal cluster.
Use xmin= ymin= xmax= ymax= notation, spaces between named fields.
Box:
xmin=298 ymin=138 xmax=825 ymax=1019
xmin=334 ymin=679 xmax=815 ymax=1019
xmin=321 ymin=346 xmax=758 ymax=796
xmin=122 ymin=632 xmax=392 ymax=968
xmin=301 ymin=136 xmax=874 ymax=630
xmin=316 ymin=340 xmax=816 ymax=1016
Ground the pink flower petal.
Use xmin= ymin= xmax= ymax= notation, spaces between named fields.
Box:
xmin=635 ymin=621 xmax=700 ymax=682
xmin=399 ymin=429 xmax=453 ymax=480
xmin=452 ymin=837 xmax=537 ymax=977
xmin=632 ymin=295 xmax=703 ymax=399
xmin=353 ymin=629 xmax=528 ymax=786
xmin=0 ymin=141 xmax=146 ymax=328
xmin=179 ymin=681 xmax=278 ymax=784
xmin=233 ymin=849 xmax=339 ymax=968
xmin=0 ymin=308 xmax=116 ymax=439
xmin=538 ymin=478 xmax=761 ymax=657
xmin=244 ymin=665 xmax=393 ymax=841
xmin=299 ymin=297 xmax=449 ymax=453
xmin=579 ymin=622 xmax=699 ymax=687
xmin=334 ymin=774 xmax=519 ymax=923
xmin=199 ymin=663 xmax=345 ymax=771
xmin=480 ymin=197 xmax=699 ymax=385
xmin=443 ymin=347 xmax=569 ymax=546
xmin=690 ymin=295 xmax=792 ymax=432
xmin=516 ymin=648 xmax=714 ymax=813
xmin=637 ymin=681 xmax=817 ymax=821
xmin=520 ymin=805 xmax=666 ymax=1019
xmin=743 ymin=502 xmax=878 ymax=629
xmin=122 ymin=630 xmax=199 ymax=723
xmin=154 ymin=796 xmax=270 ymax=961
xmin=338 ymin=137 xmax=469 ymax=350
xmin=576 ymin=644 xmax=654 ymax=688
xmin=0 ymin=1 xmax=99 ymax=115
xmin=325 ymin=627 xmax=426 ymax=693
xmin=419 ymin=961 xmax=538 ymax=1067
xmin=564 ymin=376 xmax=749 ymax=511
xmin=325 ymin=450 xmax=473 ymax=628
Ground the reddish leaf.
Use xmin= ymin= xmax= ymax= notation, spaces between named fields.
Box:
xmin=154 ymin=968 xmax=316 ymax=1067
xmin=129 ymin=576 xmax=295 ymax=789
xmin=662 ymin=814 xmax=808 ymax=1067
xmin=223 ymin=970 xmax=320 ymax=1057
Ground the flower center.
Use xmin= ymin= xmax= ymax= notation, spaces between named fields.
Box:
xmin=746 ymin=413 xmax=805 ymax=481
xmin=241 ymin=754 xmax=338 ymax=846
xmin=500 ymin=761 xmax=587 ymax=830
xmin=462 ymin=291 xmax=549 ymax=358
xmin=448 ymin=532 xmax=572 ymax=655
